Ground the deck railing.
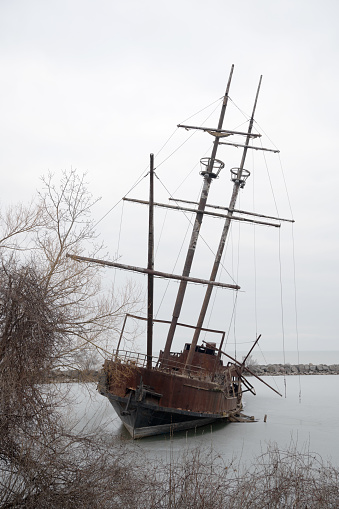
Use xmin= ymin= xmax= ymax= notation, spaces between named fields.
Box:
xmin=108 ymin=348 xmax=233 ymax=380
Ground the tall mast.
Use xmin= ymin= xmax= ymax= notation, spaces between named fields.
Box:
xmin=185 ymin=76 xmax=263 ymax=368
xmin=162 ymin=65 xmax=234 ymax=361
xmin=147 ymin=153 xmax=154 ymax=369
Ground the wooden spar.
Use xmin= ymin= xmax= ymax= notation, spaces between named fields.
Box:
xmin=241 ymin=367 xmax=282 ymax=398
xmin=177 ymin=124 xmax=261 ymax=138
xmin=241 ymin=334 xmax=262 ymax=366
xmin=162 ymin=64 xmax=235 ymax=362
xmin=123 ymin=197 xmax=281 ymax=228
xmin=147 ymin=154 xmax=154 ymax=369
xmin=121 ymin=313 xmax=226 ymax=338
xmin=217 ymin=347 xmax=283 ymax=398
xmin=239 ymin=375 xmax=256 ymax=395
xmin=116 ymin=313 xmax=128 ymax=355
xmin=185 ymin=75 xmax=263 ymax=370
xmin=169 ymin=198 xmax=295 ymax=223
xmin=66 ymin=254 xmax=240 ymax=289
xmin=219 ymin=141 xmax=279 ymax=153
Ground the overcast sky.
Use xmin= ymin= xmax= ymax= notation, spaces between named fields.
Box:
xmin=1 ymin=0 xmax=338 ymax=358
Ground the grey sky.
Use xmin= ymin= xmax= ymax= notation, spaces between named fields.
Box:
xmin=1 ymin=0 xmax=338 ymax=356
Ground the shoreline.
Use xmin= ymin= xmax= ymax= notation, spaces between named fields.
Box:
xmin=249 ymin=363 xmax=339 ymax=376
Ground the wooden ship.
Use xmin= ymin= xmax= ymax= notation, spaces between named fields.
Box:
xmin=69 ymin=65 xmax=291 ymax=438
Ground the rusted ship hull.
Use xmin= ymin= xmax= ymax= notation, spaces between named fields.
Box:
xmin=102 ymin=391 xmax=223 ymax=438
xmin=98 ymin=350 xmax=243 ymax=439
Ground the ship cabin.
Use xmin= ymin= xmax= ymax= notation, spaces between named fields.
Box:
xmin=158 ymin=341 xmax=223 ymax=375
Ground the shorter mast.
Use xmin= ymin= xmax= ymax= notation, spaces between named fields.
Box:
xmin=147 ymin=154 xmax=154 ymax=369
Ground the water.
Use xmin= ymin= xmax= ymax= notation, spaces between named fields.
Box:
xmin=69 ymin=373 xmax=339 ymax=467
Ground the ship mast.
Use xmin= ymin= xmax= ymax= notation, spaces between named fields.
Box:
xmin=185 ymin=76 xmax=263 ymax=368
xmin=147 ymin=153 xmax=154 ymax=369
xmin=162 ymin=65 xmax=235 ymax=361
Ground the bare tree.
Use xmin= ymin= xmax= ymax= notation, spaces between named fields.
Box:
xmin=242 ymin=354 xmax=258 ymax=370
xmin=0 ymin=259 xmax=144 ymax=509
xmin=35 ymin=171 xmax=140 ymax=369
xmin=0 ymin=201 xmax=42 ymax=251
xmin=1 ymin=170 xmax=140 ymax=371
xmin=0 ymin=169 xmax=143 ymax=507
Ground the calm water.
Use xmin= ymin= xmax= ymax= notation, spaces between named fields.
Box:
xmin=69 ymin=371 xmax=339 ymax=467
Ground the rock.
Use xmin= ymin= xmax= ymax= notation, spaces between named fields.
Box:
xmin=241 ymin=362 xmax=339 ymax=376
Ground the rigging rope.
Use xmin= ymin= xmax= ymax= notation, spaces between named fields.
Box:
xmin=260 ymin=142 xmax=280 ymax=218
xmin=155 ymin=99 xmax=223 ymax=171
xmin=229 ymin=196 xmax=241 ymax=360
xmin=291 ymin=223 xmax=302 ymax=403
xmin=278 ymin=153 xmax=294 ymax=218
xmin=277 ymin=153 xmax=300 ymax=401
xmin=155 ymin=176 xmax=210 ymax=318
xmin=278 ymin=229 xmax=287 ymax=398
xmin=92 ymin=170 xmax=149 ymax=229
xmin=203 ymin=209 xmax=239 ymax=346
xmin=113 ymin=199 xmax=125 ymax=287
xmin=93 ymin=98 xmax=223 ymax=229
xmin=253 ymin=119 xmax=280 ymax=152
xmin=228 ymin=96 xmax=251 ymax=120
xmin=155 ymin=202 xmax=168 ymax=259
xmin=154 ymin=215 xmax=192 ymax=319
xmin=223 ymin=291 xmax=239 ymax=351
xmin=155 ymin=173 xmax=238 ymax=285
xmin=155 ymin=130 xmax=197 ymax=170
xmin=180 ymin=97 xmax=224 ymax=124
xmin=251 ymin=147 xmax=259 ymax=338
xmin=278 ymin=154 xmax=301 ymax=401
xmin=154 ymin=172 xmax=201 ymax=318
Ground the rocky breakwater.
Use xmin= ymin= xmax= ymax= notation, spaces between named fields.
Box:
xmin=249 ymin=363 xmax=339 ymax=376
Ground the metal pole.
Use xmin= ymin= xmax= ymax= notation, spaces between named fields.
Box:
xmin=162 ymin=65 xmax=235 ymax=362
xmin=241 ymin=334 xmax=261 ymax=367
xmin=147 ymin=154 xmax=154 ymax=369
xmin=185 ymin=76 xmax=263 ymax=369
